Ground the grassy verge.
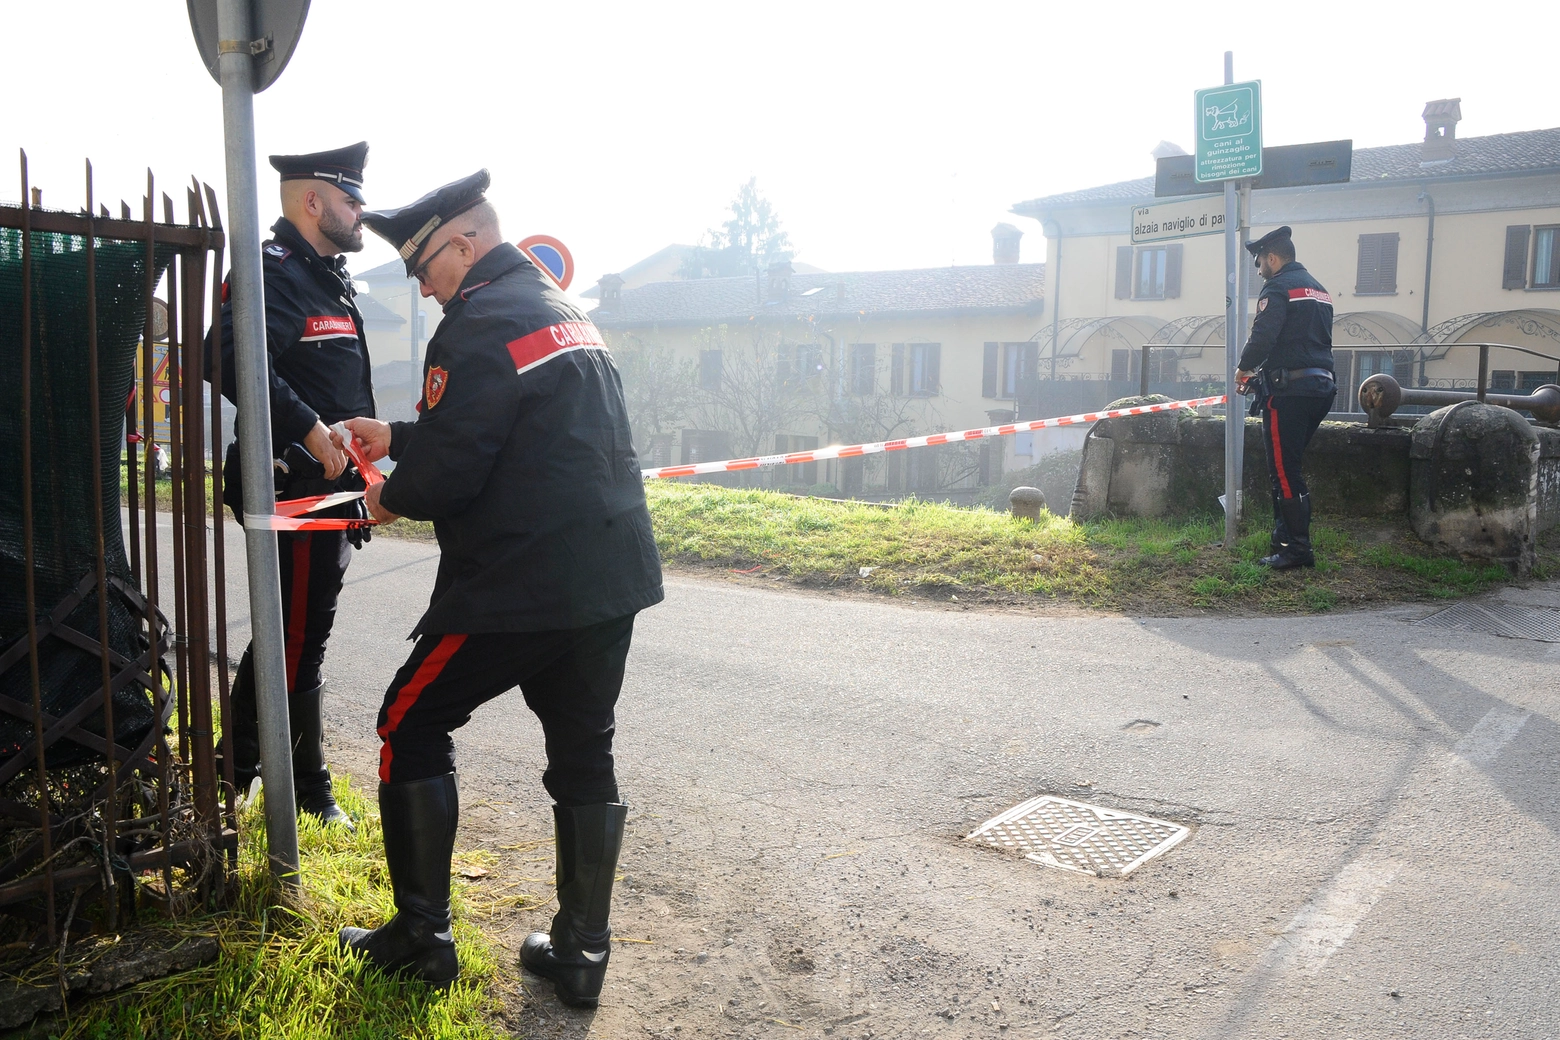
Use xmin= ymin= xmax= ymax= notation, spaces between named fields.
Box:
xmin=31 ymin=779 xmax=512 ymax=1040
xmin=385 ymin=482 xmax=1554 ymax=615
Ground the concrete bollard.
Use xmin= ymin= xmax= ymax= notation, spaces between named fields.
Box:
xmin=1409 ymin=401 xmax=1539 ymax=576
xmin=1009 ymin=486 xmax=1047 ymax=521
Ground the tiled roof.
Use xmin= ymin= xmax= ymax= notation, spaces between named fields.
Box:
xmin=357 ymin=258 xmax=410 ymax=283
xmin=1014 ymin=126 xmax=1560 ymax=212
xmin=591 ymin=264 xmax=1045 ymax=327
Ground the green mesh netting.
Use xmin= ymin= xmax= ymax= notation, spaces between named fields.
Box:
xmin=0 ymin=227 xmax=176 ymax=767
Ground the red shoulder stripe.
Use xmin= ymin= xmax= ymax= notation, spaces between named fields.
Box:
xmin=505 ymin=320 xmax=607 ymax=374
xmin=1287 ymin=287 xmax=1332 ymax=304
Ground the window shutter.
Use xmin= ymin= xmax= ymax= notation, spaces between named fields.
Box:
xmin=927 ymin=344 xmax=941 ymax=395
xmin=1503 ymin=225 xmax=1531 ymax=289
xmin=1164 ymin=243 xmax=1183 ymax=298
xmin=891 ymin=343 xmax=904 ymax=395
xmin=1115 ymin=246 xmax=1133 ymax=299
xmin=982 ymin=342 xmax=998 ymax=397
xmin=1020 ymin=342 xmax=1038 ymax=390
xmin=1379 ymin=233 xmax=1399 ymax=294
xmin=1355 ymin=235 xmax=1379 ymax=293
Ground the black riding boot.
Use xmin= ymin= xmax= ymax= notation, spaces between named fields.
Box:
xmin=291 ymin=683 xmax=353 ymax=831
xmin=1269 ymin=492 xmax=1290 ymax=555
xmin=520 ymin=803 xmax=627 ymax=1008
xmin=228 ymin=649 xmax=261 ymax=793
xmin=339 ymin=773 xmax=461 ymax=985
xmin=1259 ymin=494 xmax=1315 ymax=569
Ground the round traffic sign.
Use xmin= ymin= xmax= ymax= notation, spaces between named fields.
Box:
xmin=517 ymin=235 xmax=574 ymax=291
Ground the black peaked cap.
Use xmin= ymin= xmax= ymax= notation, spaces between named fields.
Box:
xmin=1245 ymin=225 xmax=1293 ymax=257
xmin=268 ymin=141 xmax=369 ymax=202
xmin=361 ymin=170 xmax=492 ymax=275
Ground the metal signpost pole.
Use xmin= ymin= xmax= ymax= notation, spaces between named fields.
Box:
xmin=1234 ymin=180 xmax=1251 ymax=520
xmin=215 ymin=0 xmax=300 ymax=882
xmin=1220 ymin=51 xmax=1240 ymax=547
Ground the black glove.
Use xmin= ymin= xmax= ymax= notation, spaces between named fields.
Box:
xmin=345 ymin=496 xmax=373 ymax=550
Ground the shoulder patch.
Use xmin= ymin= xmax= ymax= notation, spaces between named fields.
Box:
xmin=1257 ymin=297 xmax=1268 ymax=312
xmin=425 ymin=366 xmax=450 ymax=409
xmin=263 ymin=243 xmax=291 ymax=260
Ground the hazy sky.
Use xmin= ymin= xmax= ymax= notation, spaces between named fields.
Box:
xmin=8 ymin=2 xmax=1556 ymax=297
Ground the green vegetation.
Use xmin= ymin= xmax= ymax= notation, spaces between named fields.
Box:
xmin=36 ymin=779 xmax=513 ymax=1040
xmin=570 ymin=483 xmax=1547 ymax=614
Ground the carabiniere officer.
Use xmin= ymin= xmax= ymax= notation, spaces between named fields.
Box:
xmin=204 ymin=142 xmax=377 ymax=828
xmin=1235 ymin=225 xmax=1338 ymax=570
xmin=336 ymin=171 xmax=663 ymax=1003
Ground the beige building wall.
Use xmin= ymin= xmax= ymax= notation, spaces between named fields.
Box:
xmin=1037 ymin=171 xmax=1560 ymax=393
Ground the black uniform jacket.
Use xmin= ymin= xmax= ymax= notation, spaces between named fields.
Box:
xmin=1238 ymin=261 xmax=1336 ymax=398
xmin=206 ymin=217 xmax=375 ymax=455
xmin=380 ymin=242 xmax=664 ymax=637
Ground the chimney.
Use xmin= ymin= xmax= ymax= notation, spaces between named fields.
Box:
xmin=766 ymin=258 xmax=794 ymax=301
xmin=1421 ymin=98 xmax=1461 ymax=162
xmin=992 ymin=223 xmax=1022 ymax=265
xmin=596 ymin=273 xmax=624 ymax=311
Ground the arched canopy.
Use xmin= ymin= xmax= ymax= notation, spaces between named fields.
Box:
xmin=1420 ymin=308 xmax=1560 ymax=364
xmin=1050 ymin=315 xmax=1164 ymax=358
xmin=1332 ymin=310 xmax=1424 ymax=347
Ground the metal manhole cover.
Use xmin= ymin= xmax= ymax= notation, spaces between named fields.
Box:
xmin=967 ymin=796 xmax=1189 ymax=878
xmin=1415 ymin=602 xmax=1560 ymax=642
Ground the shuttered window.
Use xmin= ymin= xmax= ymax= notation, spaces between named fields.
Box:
xmin=1355 ymin=232 xmax=1400 ymax=294
xmin=909 ymin=343 xmax=940 ymax=396
xmin=1533 ymin=226 xmax=1560 ymax=289
xmin=982 ymin=342 xmax=999 ymax=397
xmin=1115 ymin=246 xmax=1133 ymax=299
xmin=998 ymin=343 xmax=1033 ymax=398
xmin=849 ymin=343 xmax=875 ymax=395
xmin=890 ymin=344 xmax=905 ymax=395
xmin=1503 ymin=225 xmax=1531 ymax=289
xmin=1134 ymin=247 xmax=1167 ymax=299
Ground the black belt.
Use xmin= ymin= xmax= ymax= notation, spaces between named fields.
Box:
xmin=1284 ymin=367 xmax=1334 ymax=380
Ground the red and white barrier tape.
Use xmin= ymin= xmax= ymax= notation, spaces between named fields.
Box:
xmin=245 ymin=423 xmax=385 ymax=531
xmin=641 ymin=394 xmax=1228 ymax=480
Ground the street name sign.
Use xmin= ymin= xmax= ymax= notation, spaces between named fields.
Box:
xmin=1130 ymin=194 xmax=1225 ymax=244
xmin=1194 ymin=80 xmax=1262 ymax=183
xmin=1155 ymin=140 xmax=1352 ymax=198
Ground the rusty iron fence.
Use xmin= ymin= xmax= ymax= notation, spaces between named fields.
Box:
xmin=0 ymin=152 xmax=236 ymax=943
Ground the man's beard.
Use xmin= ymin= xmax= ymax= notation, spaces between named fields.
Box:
xmin=319 ymin=207 xmax=363 ymax=253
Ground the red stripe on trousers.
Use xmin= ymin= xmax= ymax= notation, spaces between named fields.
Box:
xmin=378 ymin=634 xmax=469 ymax=782
xmin=1268 ymin=398 xmax=1294 ymax=499
xmin=284 ymin=535 xmax=312 ymax=691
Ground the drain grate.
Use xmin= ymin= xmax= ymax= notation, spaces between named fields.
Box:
xmin=1415 ymin=602 xmax=1560 ymax=643
xmin=967 ymin=796 xmax=1189 ymax=878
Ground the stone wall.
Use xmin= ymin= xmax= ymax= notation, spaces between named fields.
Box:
xmin=1070 ymin=395 xmax=1560 ymax=572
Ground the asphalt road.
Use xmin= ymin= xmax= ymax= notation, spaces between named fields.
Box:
xmin=200 ymin=519 xmax=1560 ymax=1040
